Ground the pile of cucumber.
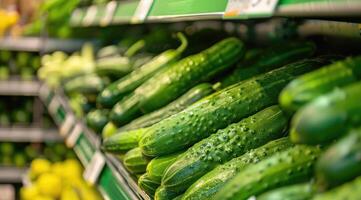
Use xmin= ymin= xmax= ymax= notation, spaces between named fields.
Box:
xmin=60 ymin=32 xmax=361 ymax=199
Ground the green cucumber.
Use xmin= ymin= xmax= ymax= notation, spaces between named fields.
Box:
xmin=183 ymin=137 xmax=294 ymax=200
xmin=101 ymin=122 xmax=118 ymax=139
xmin=290 ymin=81 xmax=361 ymax=144
xmin=155 ymin=186 xmax=179 ymax=200
xmin=97 ymin=33 xmax=188 ymax=108
xmin=316 ymin=127 xmax=361 ymax=190
xmin=214 ymin=145 xmax=322 ymax=200
xmin=103 ymin=128 xmax=147 ymax=153
xmin=110 ymin=37 xmax=245 ymax=125
xmin=123 ymin=147 xmax=149 ymax=174
xmin=120 ymin=83 xmax=215 ymax=131
xmin=138 ymin=173 xmax=159 ymax=198
xmin=140 ymin=58 xmax=326 ymax=157
xmin=95 ymin=56 xmax=132 ymax=79
xmin=312 ymin=176 xmax=361 ymax=200
xmin=97 ymin=45 xmax=120 ymax=58
xmin=257 ymin=182 xmax=315 ymax=200
xmin=147 ymin=151 xmax=184 ymax=183
xmin=220 ymin=41 xmax=316 ymax=87
xmin=64 ymin=74 xmax=106 ymax=95
xmin=163 ymin=106 xmax=288 ymax=193
xmin=173 ymin=195 xmax=183 ymax=200
xmin=280 ymin=56 xmax=361 ymax=113
xmin=86 ymin=109 xmax=109 ymax=134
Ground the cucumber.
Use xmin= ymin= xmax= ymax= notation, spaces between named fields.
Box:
xmin=183 ymin=137 xmax=294 ymax=200
xmin=101 ymin=122 xmax=118 ymax=139
xmin=173 ymin=195 xmax=183 ymax=200
xmin=280 ymin=56 xmax=361 ymax=113
xmin=103 ymin=128 xmax=147 ymax=153
xmin=64 ymin=74 xmax=106 ymax=95
xmin=110 ymin=37 xmax=246 ymax=125
xmin=86 ymin=109 xmax=109 ymax=134
xmin=163 ymin=106 xmax=288 ymax=193
xmin=290 ymin=81 xmax=361 ymax=144
xmin=147 ymin=151 xmax=184 ymax=183
xmin=214 ymin=145 xmax=322 ymax=200
xmin=155 ymin=186 xmax=179 ymax=200
xmin=315 ymin=127 xmax=361 ymax=190
xmin=257 ymin=182 xmax=314 ymax=200
xmin=312 ymin=176 xmax=361 ymax=200
xmin=95 ymin=56 xmax=132 ymax=79
xmin=97 ymin=45 xmax=120 ymax=58
xmin=138 ymin=173 xmax=159 ymax=198
xmin=140 ymin=58 xmax=325 ymax=157
xmin=123 ymin=147 xmax=149 ymax=174
xmin=220 ymin=41 xmax=316 ymax=88
xmin=97 ymin=33 xmax=188 ymax=108
xmin=120 ymin=83 xmax=215 ymax=131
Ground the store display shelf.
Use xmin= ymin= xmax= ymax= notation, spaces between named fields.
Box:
xmin=70 ymin=0 xmax=361 ymax=27
xmin=0 ymin=127 xmax=62 ymax=142
xmin=0 ymin=37 xmax=89 ymax=53
xmin=0 ymin=79 xmax=40 ymax=96
xmin=0 ymin=167 xmax=27 ymax=183
xmin=38 ymin=83 xmax=150 ymax=200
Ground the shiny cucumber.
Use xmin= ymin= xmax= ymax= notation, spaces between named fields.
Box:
xmin=86 ymin=109 xmax=109 ymax=134
xmin=123 ymin=147 xmax=149 ymax=174
xmin=257 ymin=182 xmax=315 ymax=200
xmin=103 ymin=128 xmax=147 ymax=153
xmin=138 ymin=173 xmax=159 ymax=198
xmin=147 ymin=151 xmax=184 ymax=183
xmin=155 ymin=186 xmax=179 ymax=200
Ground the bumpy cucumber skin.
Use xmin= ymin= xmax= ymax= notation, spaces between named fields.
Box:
xmin=280 ymin=56 xmax=361 ymax=113
xmin=162 ymin=106 xmax=288 ymax=193
xmin=316 ymin=127 xmax=361 ymax=190
xmin=290 ymin=81 xmax=361 ymax=145
xmin=183 ymin=137 xmax=294 ymax=200
xmin=257 ymin=182 xmax=314 ymax=200
xmin=221 ymin=41 xmax=316 ymax=88
xmin=86 ymin=109 xmax=109 ymax=134
xmin=120 ymin=83 xmax=214 ymax=132
xmin=147 ymin=152 xmax=184 ymax=183
xmin=103 ymin=128 xmax=147 ymax=153
xmin=312 ymin=176 xmax=361 ymax=200
xmin=214 ymin=145 xmax=322 ymax=200
xmin=140 ymin=59 xmax=323 ymax=157
xmin=97 ymin=33 xmax=188 ymax=108
xmin=123 ymin=147 xmax=149 ymax=174
xmin=138 ymin=173 xmax=160 ymax=198
xmin=155 ymin=186 xmax=180 ymax=200
xmin=110 ymin=38 xmax=245 ymax=126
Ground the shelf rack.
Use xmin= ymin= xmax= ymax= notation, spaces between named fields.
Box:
xmin=0 ymin=167 xmax=28 ymax=183
xmin=38 ymin=84 xmax=150 ymax=200
xmin=0 ymin=127 xmax=62 ymax=143
xmin=70 ymin=0 xmax=361 ymax=27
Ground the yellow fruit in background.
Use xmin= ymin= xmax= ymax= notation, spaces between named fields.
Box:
xmin=62 ymin=159 xmax=83 ymax=179
xmin=20 ymin=186 xmax=39 ymax=200
xmin=33 ymin=195 xmax=54 ymax=200
xmin=36 ymin=173 xmax=62 ymax=198
xmin=51 ymin=162 xmax=64 ymax=178
xmin=30 ymin=159 xmax=51 ymax=180
xmin=61 ymin=186 xmax=80 ymax=200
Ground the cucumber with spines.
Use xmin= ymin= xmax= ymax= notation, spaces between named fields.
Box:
xmin=221 ymin=41 xmax=316 ymax=88
xmin=280 ymin=56 xmax=361 ymax=113
xmin=290 ymin=81 xmax=361 ymax=144
xmin=103 ymin=128 xmax=147 ymax=153
xmin=147 ymin=151 xmax=184 ymax=183
xmin=183 ymin=137 xmax=294 ymax=200
xmin=123 ymin=147 xmax=149 ymax=174
xmin=110 ymin=37 xmax=246 ymax=125
xmin=257 ymin=182 xmax=314 ymax=200
xmin=120 ymin=83 xmax=215 ymax=131
xmin=140 ymin=58 xmax=328 ymax=157
xmin=214 ymin=145 xmax=322 ymax=200
xmin=163 ymin=106 xmax=288 ymax=193
xmin=138 ymin=173 xmax=159 ymax=198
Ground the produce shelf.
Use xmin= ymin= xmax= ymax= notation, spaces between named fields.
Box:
xmin=0 ymin=79 xmax=40 ymax=96
xmin=38 ymin=83 xmax=150 ymax=200
xmin=70 ymin=0 xmax=361 ymax=26
xmin=0 ymin=127 xmax=62 ymax=142
xmin=0 ymin=167 xmax=27 ymax=183
xmin=0 ymin=37 xmax=89 ymax=53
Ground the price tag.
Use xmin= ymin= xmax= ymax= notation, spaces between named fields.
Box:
xmin=38 ymin=84 xmax=50 ymax=101
xmin=60 ymin=114 xmax=75 ymax=137
xmin=48 ymin=97 xmax=60 ymax=116
xmin=83 ymin=151 xmax=106 ymax=185
xmin=101 ymin=1 xmax=117 ymax=26
xmin=83 ymin=5 xmax=98 ymax=26
xmin=131 ymin=0 xmax=154 ymax=23
xmin=224 ymin=0 xmax=279 ymax=19
xmin=66 ymin=123 xmax=82 ymax=148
